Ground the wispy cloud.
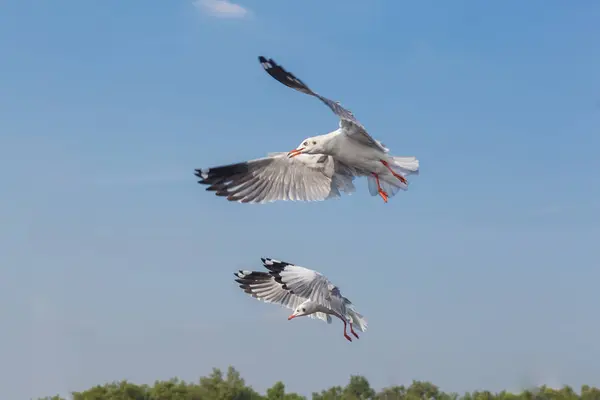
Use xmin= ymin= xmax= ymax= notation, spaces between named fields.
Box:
xmin=193 ymin=0 xmax=250 ymax=19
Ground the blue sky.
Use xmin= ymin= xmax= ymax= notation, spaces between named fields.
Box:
xmin=1 ymin=0 xmax=599 ymax=398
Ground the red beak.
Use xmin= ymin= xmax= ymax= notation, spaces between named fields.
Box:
xmin=287 ymin=148 xmax=304 ymax=158
xmin=288 ymin=315 xmax=296 ymax=320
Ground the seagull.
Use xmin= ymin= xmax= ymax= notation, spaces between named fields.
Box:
xmin=234 ymin=257 xmax=367 ymax=342
xmin=195 ymin=56 xmax=419 ymax=203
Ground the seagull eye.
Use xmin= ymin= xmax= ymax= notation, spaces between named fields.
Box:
xmin=303 ymin=141 xmax=308 ymax=147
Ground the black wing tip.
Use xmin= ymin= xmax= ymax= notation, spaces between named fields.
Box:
xmin=234 ymin=270 xmax=272 ymax=291
xmin=194 ymin=162 xmax=250 ymax=180
xmin=193 ymin=162 xmax=254 ymax=199
xmin=257 ymin=56 xmax=312 ymax=94
xmin=194 ymin=169 xmax=210 ymax=186
xmin=258 ymin=56 xmax=275 ymax=66
xmin=261 ymin=257 xmax=273 ymax=266
xmin=262 ymin=258 xmax=292 ymax=275
xmin=262 ymin=257 xmax=291 ymax=265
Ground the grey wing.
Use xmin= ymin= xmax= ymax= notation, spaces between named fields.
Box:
xmin=234 ymin=269 xmax=331 ymax=323
xmin=261 ymin=258 xmax=338 ymax=313
xmin=258 ymin=56 xmax=388 ymax=153
xmin=328 ymin=286 xmax=351 ymax=316
xmin=195 ymin=153 xmax=355 ymax=204
xmin=330 ymin=286 xmax=368 ymax=332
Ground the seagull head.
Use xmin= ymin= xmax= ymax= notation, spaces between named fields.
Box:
xmin=288 ymin=300 xmax=318 ymax=320
xmin=288 ymin=137 xmax=322 ymax=158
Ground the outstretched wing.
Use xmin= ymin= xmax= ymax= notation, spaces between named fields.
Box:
xmin=258 ymin=56 xmax=388 ymax=153
xmin=234 ymin=270 xmax=331 ymax=323
xmin=261 ymin=258 xmax=344 ymax=315
xmin=195 ymin=153 xmax=356 ymax=204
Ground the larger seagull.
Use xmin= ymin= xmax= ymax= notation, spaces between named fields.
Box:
xmin=195 ymin=56 xmax=419 ymax=203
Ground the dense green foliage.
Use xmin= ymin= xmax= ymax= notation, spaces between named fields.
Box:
xmin=37 ymin=366 xmax=600 ymax=400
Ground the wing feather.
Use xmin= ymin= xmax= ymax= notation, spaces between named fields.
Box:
xmin=261 ymin=258 xmax=338 ymax=312
xmin=258 ymin=56 xmax=388 ymax=153
xmin=234 ymin=269 xmax=331 ymax=323
xmin=196 ymin=154 xmax=355 ymax=204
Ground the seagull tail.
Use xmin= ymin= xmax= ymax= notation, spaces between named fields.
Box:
xmin=367 ymin=156 xmax=419 ymax=198
xmin=391 ymin=156 xmax=420 ymax=176
xmin=348 ymin=309 xmax=368 ymax=332
xmin=367 ymin=175 xmax=403 ymax=197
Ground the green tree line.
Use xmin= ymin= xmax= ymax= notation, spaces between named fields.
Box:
xmin=37 ymin=366 xmax=600 ymax=400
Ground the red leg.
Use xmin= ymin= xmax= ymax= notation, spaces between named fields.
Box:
xmin=371 ymin=173 xmax=388 ymax=203
xmin=380 ymin=160 xmax=408 ymax=185
xmin=350 ymin=323 xmax=360 ymax=339
xmin=343 ymin=320 xmax=353 ymax=342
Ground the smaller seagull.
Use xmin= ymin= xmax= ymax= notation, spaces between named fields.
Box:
xmin=195 ymin=56 xmax=419 ymax=204
xmin=234 ymin=257 xmax=367 ymax=342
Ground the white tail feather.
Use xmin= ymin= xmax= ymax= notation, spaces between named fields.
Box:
xmin=392 ymin=156 xmax=419 ymax=176
xmin=367 ymin=175 xmax=378 ymax=196
xmin=367 ymin=156 xmax=419 ymax=199
xmin=367 ymin=175 xmax=404 ymax=197
xmin=349 ymin=310 xmax=368 ymax=332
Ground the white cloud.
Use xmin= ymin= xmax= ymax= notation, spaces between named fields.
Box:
xmin=193 ymin=0 xmax=250 ymax=19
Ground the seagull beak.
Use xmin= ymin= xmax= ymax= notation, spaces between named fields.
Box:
xmin=287 ymin=148 xmax=304 ymax=158
xmin=288 ymin=314 xmax=296 ymax=320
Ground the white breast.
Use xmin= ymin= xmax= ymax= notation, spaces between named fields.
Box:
xmin=328 ymin=134 xmax=387 ymax=173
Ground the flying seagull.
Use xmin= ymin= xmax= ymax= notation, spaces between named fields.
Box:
xmin=234 ymin=257 xmax=367 ymax=342
xmin=195 ymin=56 xmax=419 ymax=203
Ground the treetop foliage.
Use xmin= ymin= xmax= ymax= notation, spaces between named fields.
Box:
xmin=37 ymin=366 xmax=600 ymax=400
